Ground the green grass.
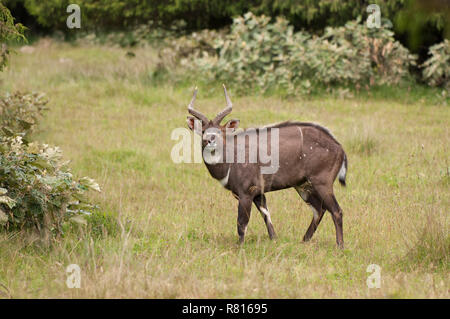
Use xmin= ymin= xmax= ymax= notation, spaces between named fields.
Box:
xmin=0 ymin=40 xmax=449 ymax=298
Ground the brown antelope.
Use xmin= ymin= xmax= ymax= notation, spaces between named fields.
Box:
xmin=186 ymin=85 xmax=348 ymax=248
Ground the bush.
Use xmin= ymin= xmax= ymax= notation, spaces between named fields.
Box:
xmin=0 ymin=92 xmax=100 ymax=239
xmin=421 ymin=39 xmax=450 ymax=89
xmin=162 ymin=28 xmax=224 ymax=70
xmin=319 ymin=18 xmax=416 ymax=86
xmin=192 ymin=13 xmax=314 ymax=94
xmin=0 ymin=6 xmax=101 ymax=241
xmin=192 ymin=13 xmax=416 ymax=95
xmin=193 ymin=13 xmax=296 ymax=93
xmin=0 ymin=92 xmax=47 ymax=141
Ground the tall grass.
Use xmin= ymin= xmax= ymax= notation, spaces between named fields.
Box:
xmin=0 ymin=40 xmax=448 ymax=298
xmin=402 ymin=212 xmax=449 ymax=271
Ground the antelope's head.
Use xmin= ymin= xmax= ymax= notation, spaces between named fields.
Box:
xmin=186 ymin=85 xmax=240 ymax=150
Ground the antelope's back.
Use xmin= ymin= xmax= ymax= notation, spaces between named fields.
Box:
xmin=267 ymin=122 xmax=345 ymax=187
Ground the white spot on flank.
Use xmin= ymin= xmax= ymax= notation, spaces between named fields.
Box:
xmin=310 ymin=146 xmax=313 ymax=150
xmin=219 ymin=166 xmax=231 ymax=187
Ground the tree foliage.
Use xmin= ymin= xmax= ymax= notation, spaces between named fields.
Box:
xmin=0 ymin=2 xmax=25 ymax=71
xmin=4 ymin=0 xmax=447 ymax=56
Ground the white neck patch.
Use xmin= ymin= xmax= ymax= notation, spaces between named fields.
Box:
xmin=219 ymin=166 xmax=231 ymax=187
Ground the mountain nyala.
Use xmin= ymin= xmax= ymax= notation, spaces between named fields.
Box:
xmin=186 ymin=85 xmax=348 ymax=248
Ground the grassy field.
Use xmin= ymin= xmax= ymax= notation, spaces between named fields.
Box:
xmin=0 ymin=39 xmax=448 ymax=298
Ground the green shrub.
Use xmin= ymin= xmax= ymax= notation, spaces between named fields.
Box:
xmin=0 ymin=92 xmax=48 ymax=140
xmin=0 ymin=92 xmax=100 ymax=238
xmin=421 ymin=39 xmax=450 ymax=89
xmin=192 ymin=13 xmax=416 ymax=95
xmin=160 ymin=28 xmax=223 ymax=72
xmin=192 ymin=13 xmax=312 ymax=94
xmin=319 ymin=18 xmax=416 ymax=86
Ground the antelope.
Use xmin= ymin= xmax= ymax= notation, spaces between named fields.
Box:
xmin=186 ymin=85 xmax=348 ymax=248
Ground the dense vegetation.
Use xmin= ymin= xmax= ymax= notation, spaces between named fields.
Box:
xmin=189 ymin=14 xmax=417 ymax=95
xmin=4 ymin=0 xmax=449 ymax=59
xmin=0 ymin=92 xmax=101 ymax=235
xmin=152 ymin=13 xmax=447 ymax=96
xmin=0 ymin=4 xmax=100 ymax=240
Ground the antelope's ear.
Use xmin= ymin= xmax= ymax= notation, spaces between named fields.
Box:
xmin=224 ymin=119 xmax=240 ymax=132
xmin=187 ymin=116 xmax=203 ymax=134
xmin=187 ymin=116 xmax=196 ymax=131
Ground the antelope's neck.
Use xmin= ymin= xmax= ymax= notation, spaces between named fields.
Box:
xmin=205 ymin=162 xmax=231 ymax=187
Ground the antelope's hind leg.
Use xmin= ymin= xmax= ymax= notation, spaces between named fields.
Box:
xmin=313 ymin=184 xmax=344 ymax=249
xmin=295 ymin=185 xmax=326 ymax=242
xmin=237 ymin=196 xmax=252 ymax=244
xmin=253 ymin=194 xmax=277 ymax=240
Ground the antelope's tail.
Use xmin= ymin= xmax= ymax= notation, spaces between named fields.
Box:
xmin=338 ymin=152 xmax=347 ymax=187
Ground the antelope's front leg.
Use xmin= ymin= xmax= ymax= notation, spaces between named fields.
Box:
xmin=237 ymin=196 xmax=252 ymax=244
